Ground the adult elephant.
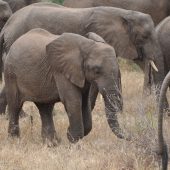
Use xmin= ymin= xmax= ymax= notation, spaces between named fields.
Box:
xmin=63 ymin=0 xmax=170 ymax=25
xmin=155 ymin=17 xmax=170 ymax=83
xmin=63 ymin=0 xmax=170 ymax=96
xmin=3 ymin=0 xmax=41 ymax=13
xmin=157 ymin=71 xmax=170 ymax=170
xmin=0 ymin=3 xmax=163 ymax=114
xmin=0 ymin=0 xmax=12 ymax=32
xmin=4 ymin=28 xmax=124 ymax=145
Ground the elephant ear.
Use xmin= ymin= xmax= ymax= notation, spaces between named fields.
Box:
xmin=46 ymin=33 xmax=85 ymax=88
xmin=86 ymin=32 xmax=105 ymax=43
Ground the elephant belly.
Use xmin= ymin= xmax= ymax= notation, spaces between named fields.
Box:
xmin=17 ymin=77 xmax=60 ymax=103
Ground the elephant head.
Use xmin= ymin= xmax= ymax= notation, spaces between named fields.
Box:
xmin=121 ymin=11 xmax=162 ymax=92
xmin=0 ymin=0 xmax=12 ymax=32
xmin=46 ymin=32 xmax=124 ymax=139
xmin=157 ymin=71 xmax=170 ymax=170
xmin=122 ymin=11 xmax=160 ymax=70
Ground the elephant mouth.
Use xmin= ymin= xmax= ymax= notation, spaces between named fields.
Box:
xmin=135 ymin=46 xmax=158 ymax=72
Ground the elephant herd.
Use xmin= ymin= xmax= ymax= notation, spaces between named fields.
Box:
xmin=0 ymin=0 xmax=170 ymax=169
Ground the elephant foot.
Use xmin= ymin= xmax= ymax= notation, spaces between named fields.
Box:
xmin=44 ymin=138 xmax=59 ymax=147
xmin=67 ymin=127 xmax=84 ymax=143
xmin=8 ymin=124 xmax=20 ymax=137
xmin=42 ymin=131 xmax=61 ymax=147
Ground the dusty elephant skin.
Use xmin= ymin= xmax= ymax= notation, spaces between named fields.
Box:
xmin=0 ymin=0 xmax=12 ymax=32
xmin=63 ymin=0 xmax=170 ymax=25
xmin=3 ymin=0 xmax=41 ymax=13
xmin=0 ymin=2 xmax=164 ymax=114
xmin=63 ymin=0 xmax=170 ymax=95
xmin=4 ymin=28 xmax=124 ymax=145
xmin=155 ymin=17 xmax=170 ymax=83
xmin=0 ymin=0 xmax=41 ymax=31
xmin=157 ymin=71 xmax=170 ymax=170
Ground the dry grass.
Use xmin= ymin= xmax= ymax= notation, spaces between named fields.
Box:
xmin=0 ymin=60 xmax=170 ymax=170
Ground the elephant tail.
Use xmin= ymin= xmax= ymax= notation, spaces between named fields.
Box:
xmin=0 ymin=31 xmax=4 ymax=81
xmin=158 ymin=71 xmax=170 ymax=170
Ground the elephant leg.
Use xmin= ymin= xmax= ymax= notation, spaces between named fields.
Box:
xmin=0 ymin=85 xmax=7 ymax=114
xmin=8 ymin=103 xmax=22 ymax=137
xmin=0 ymin=85 xmax=27 ymax=117
xmin=64 ymin=98 xmax=84 ymax=143
xmin=55 ymin=75 xmax=84 ymax=143
xmin=35 ymin=102 xmax=60 ymax=147
xmin=6 ymin=82 xmax=22 ymax=137
xmin=89 ymin=83 xmax=98 ymax=111
xmin=82 ymin=86 xmax=92 ymax=136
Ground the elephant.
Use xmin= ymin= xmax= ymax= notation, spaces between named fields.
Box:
xmin=4 ymin=28 xmax=124 ymax=145
xmin=143 ymin=17 xmax=170 ymax=108
xmin=155 ymin=17 xmax=170 ymax=83
xmin=0 ymin=0 xmax=12 ymax=32
xmin=0 ymin=3 xmax=163 ymax=114
xmin=3 ymin=0 xmax=42 ymax=13
xmin=63 ymin=0 xmax=170 ymax=25
xmin=63 ymin=0 xmax=170 ymax=97
xmin=157 ymin=71 xmax=170 ymax=170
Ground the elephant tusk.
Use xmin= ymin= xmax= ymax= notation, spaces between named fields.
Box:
xmin=150 ymin=60 xmax=158 ymax=72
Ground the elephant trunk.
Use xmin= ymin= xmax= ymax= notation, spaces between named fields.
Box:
xmin=99 ymin=82 xmax=125 ymax=139
xmin=158 ymin=71 xmax=170 ymax=170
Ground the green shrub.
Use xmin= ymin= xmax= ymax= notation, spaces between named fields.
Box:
xmin=50 ymin=0 xmax=64 ymax=4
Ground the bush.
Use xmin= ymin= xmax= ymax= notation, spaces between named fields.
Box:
xmin=50 ymin=0 xmax=64 ymax=4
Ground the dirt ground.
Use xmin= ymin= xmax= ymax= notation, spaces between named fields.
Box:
xmin=0 ymin=60 xmax=169 ymax=170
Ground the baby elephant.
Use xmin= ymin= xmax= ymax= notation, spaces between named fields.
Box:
xmin=4 ymin=28 xmax=123 ymax=145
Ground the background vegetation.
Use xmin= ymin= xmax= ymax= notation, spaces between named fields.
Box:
xmin=49 ymin=0 xmax=64 ymax=4
xmin=0 ymin=0 xmax=169 ymax=169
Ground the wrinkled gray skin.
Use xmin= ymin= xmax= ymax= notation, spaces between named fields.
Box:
xmin=4 ymin=28 xmax=123 ymax=145
xmin=157 ymin=71 xmax=170 ymax=170
xmin=63 ymin=0 xmax=170 ymax=25
xmin=0 ymin=0 xmax=12 ymax=32
xmin=3 ymin=0 xmax=41 ymax=13
xmin=64 ymin=0 xmax=170 ymax=95
xmin=155 ymin=17 xmax=170 ymax=166
xmin=148 ymin=17 xmax=170 ymax=109
xmin=156 ymin=17 xmax=170 ymax=82
xmin=0 ymin=3 xmax=164 ymax=114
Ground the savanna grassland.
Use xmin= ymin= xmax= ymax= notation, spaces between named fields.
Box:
xmin=0 ymin=59 xmax=169 ymax=170
xmin=0 ymin=1 xmax=169 ymax=169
